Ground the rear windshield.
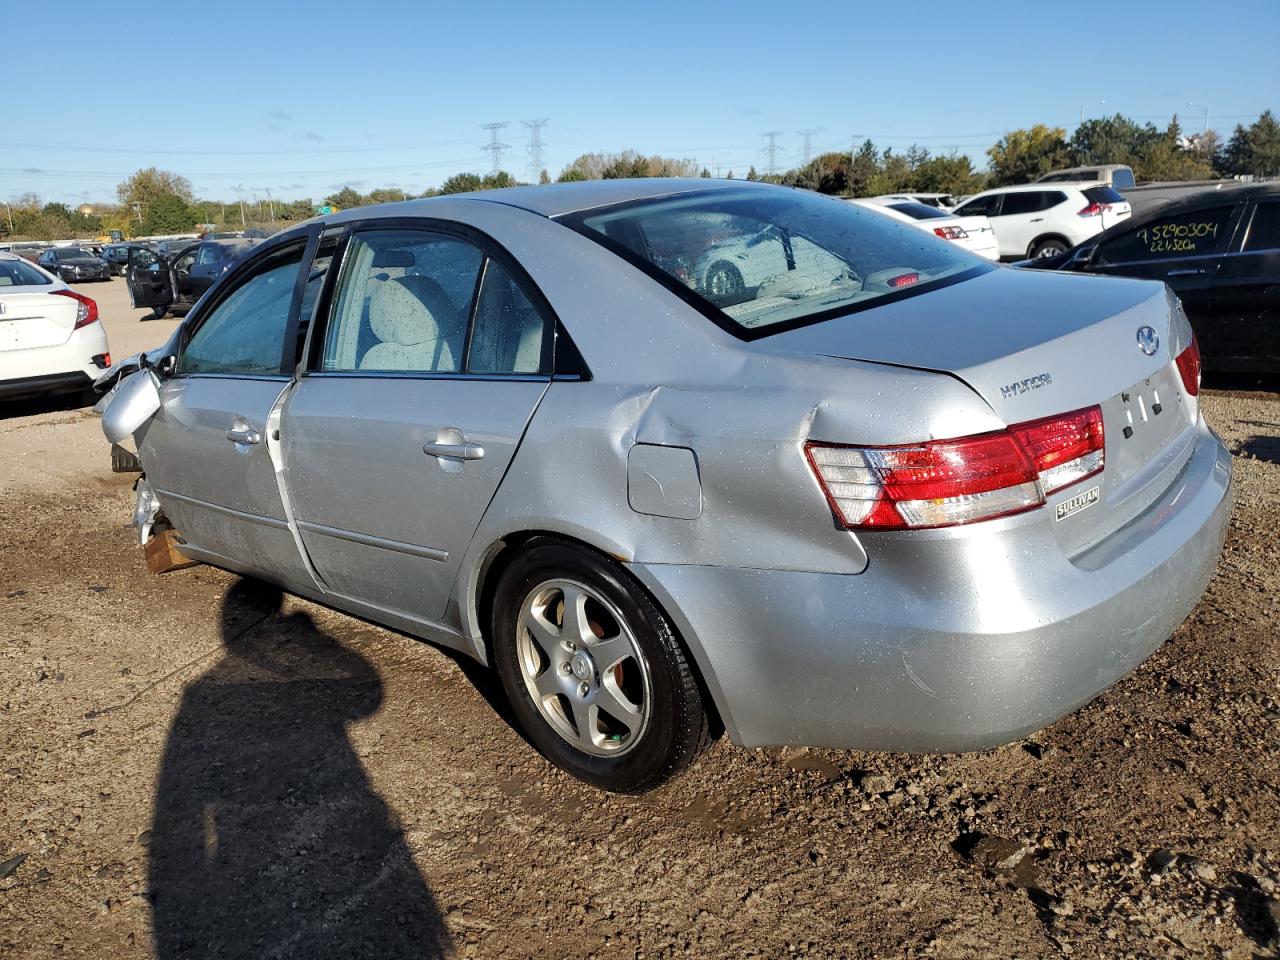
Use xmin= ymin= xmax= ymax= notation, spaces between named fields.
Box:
xmin=887 ymin=201 xmax=950 ymax=220
xmin=0 ymin=258 xmax=52 ymax=286
xmin=1083 ymin=186 xmax=1127 ymax=204
xmin=564 ymin=187 xmax=989 ymax=338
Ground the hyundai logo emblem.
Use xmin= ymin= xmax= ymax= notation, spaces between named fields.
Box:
xmin=1136 ymin=325 xmax=1159 ymax=356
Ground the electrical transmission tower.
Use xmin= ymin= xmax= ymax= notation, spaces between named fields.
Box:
xmin=523 ymin=118 xmax=549 ymax=181
xmin=761 ymin=131 xmax=782 ymax=176
xmin=797 ymin=128 xmax=819 ymax=164
xmin=480 ymin=122 xmax=510 ymax=175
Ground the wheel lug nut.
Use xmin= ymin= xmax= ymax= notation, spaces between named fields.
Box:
xmin=578 ymin=682 xmax=589 ymax=697
xmin=560 ymin=662 xmax=572 ymax=675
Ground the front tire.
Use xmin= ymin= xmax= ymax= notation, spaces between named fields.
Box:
xmin=1030 ymin=237 xmax=1069 ymax=259
xmin=703 ymin=260 xmax=745 ymax=301
xmin=491 ymin=540 xmax=710 ymax=793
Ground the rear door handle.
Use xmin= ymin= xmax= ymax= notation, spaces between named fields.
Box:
xmin=1030 ymin=217 xmax=1044 ymax=222
xmin=423 ymin=441 xmax=485 ymax=460
xmin=1167 ymin=268 xmax=1206 ymax=277
xmin=226 ymin=427 xmax=262 ymax=445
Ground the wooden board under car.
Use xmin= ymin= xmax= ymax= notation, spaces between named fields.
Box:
xmin=144 ymin=529 xmax=199 ymax=574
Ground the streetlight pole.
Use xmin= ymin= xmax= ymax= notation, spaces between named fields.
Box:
xmin=2 ymin=201 xmax=12 ymax=235
xmin=1188 ymin=101 xmax=1209 ymax=135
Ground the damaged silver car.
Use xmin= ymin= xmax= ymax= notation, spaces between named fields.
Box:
xmin=99 ymin=179 xmax=1233 ymax=792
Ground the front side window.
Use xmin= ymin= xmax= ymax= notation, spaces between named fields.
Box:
xmin=130 ymin=246 xmax=159 ymax=269
xmin=566 ymin=187 xmax=987 ymax=337
xmin=1095 ymin=205 xmax=1235 ymax=264
xmin=195 ymin=244 xmax=222 ymax=265
xmin=179 ymin=248 xmax=303 ymax=375
xmin=322 ymin=230 xmax=483 ymax=372
xmin=955 ymin=194 xmax=1000 ymax=217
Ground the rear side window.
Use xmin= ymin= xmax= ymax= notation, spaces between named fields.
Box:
xmin=565 ymin=187 xmax=987 ymax=337
xmin=179 ymin=248 xmax=304 ymax=375
xmin=1243 ymin=203 xmax=1280 ymax=252
xmin=1001 ymin=191 xmax=1065 ymax=215
xmin=0 ymin=258 xmax=52 ymax=286
xmin=1095 ymin=206 xmax=1235 ymax=264
xmin=467 ymin=260 xmax=548 ymax=374
xmin=1083 ymin=186 xmax=1126 ymax=205
xmin=322 ymin=230 xmax=483 ymax=373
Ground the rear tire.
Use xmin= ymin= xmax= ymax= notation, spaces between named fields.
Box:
xmin=704 ymin=261 xmax=745 ymax=301
xmin=491 ymin=539 xmax=711 ymax=793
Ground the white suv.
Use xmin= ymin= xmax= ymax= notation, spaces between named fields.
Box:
xmin=951 ymin=183 xmax=1131 ymax=260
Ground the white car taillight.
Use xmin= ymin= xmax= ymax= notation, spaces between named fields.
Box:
xmin=933 ymin=225 xmax=969 ymax=241
xmin=806 ymin=405 xmax=1105 ymax=530
xmin=51 ymin=289 xmax=99 ymax=329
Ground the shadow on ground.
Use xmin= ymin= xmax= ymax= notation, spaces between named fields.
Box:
xmin=147 ymin=579 xmax=452 ymax=959
xmin=0 ymin=391 xmax=95 ymax=421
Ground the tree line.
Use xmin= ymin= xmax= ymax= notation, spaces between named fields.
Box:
xmin=3 ymin=110 xmax=1277 ymax=241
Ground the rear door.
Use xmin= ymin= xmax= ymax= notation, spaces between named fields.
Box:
xmin=996 ymin=190 xmax=1067 ymax=257
xmin=281 ymin=222 xmax=553 ymax=623
xmin=1089 ymin=202 xmax=1243 ymax=359
xmin=136 ymin=235 xmax=319 ymax=585
xmin=126 ymin=245 xmax=172 ymax=309
xmin=1209 ymin=199 xmax=1280 ymax=370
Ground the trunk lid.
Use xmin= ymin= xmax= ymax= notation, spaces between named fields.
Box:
xmin=0 ymin=288 xmax=79 ymax=350
xmin=762 ymin=266 xmax=1198 ymax=554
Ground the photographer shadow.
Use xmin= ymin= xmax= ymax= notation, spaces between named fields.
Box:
xmin=148 ymin=579 xmax=451 ymax=958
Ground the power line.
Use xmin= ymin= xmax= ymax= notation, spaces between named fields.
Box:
xmin=523 ymin=118 xmax=549 ymax=181
xmin=760 ymin=131 xmax=782 ymax=175
xmin=480 ymin=122 xmax=510 ymax=175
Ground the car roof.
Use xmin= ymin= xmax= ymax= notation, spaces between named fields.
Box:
xmin=976 ymin=181 xmax=1106 ymax=194
xmin=319 ymin=177 xmax=754 ymax=226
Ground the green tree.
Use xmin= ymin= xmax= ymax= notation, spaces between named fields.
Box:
xmin=1221 ymin=110 xmax=1280 ymax=176
xmin=538 ymin=169 xmax=551 ymax=185
xmin=556 ymin=168 xmax=588 ymax=183
xmin=365 ymin=187 xmax=407 ymax=205
xmin=438 ymin=173 xmax=483 ymax=194
xmin=745 ymin=165 xmax=759 ymax=181
xmin=480 ymin=171 xmax=516 ymax=189
xmin=986 ymin=125 xmax=1071 ymax=185
xmin=323 ymin=187 xmax=365 ymax=210
xmin=280 ymin=199 xmax=317 ymax=220
xmin=911 ymin=154 xmax=985 ymax=195
xmin=140 ymin=194 xmax=195 ymax=234
xmin=117 ymin=167 xmax=194 ymax=217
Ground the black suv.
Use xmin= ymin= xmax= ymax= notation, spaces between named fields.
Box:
xmin=1020 ymin=184 xmax=1280 ymax=373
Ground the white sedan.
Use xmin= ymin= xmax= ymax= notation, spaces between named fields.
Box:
xmin=851 ymin=197 xmax=1000 ymax=260
xmin=0 ymin=252 xmax=110 ymax=403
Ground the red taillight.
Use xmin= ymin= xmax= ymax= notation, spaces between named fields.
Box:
xmin=887 ymin=272 xmax=919 ymax=288
xmin=52 ymin=289 xmax=99 ymax=329
xmin=933 ymin=226 xmax=969 ymax=241
xmin=1175 ymin=335 xmax=1201 ymax=397
xmin=1009 ymin=406 xmax=1105 ymax=494
xmin=806 ymin=404 xmax=1106 ymax=530
xmin=1077 ymin=202 xmax=1111 ymax=217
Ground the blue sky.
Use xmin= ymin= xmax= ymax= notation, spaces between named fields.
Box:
xmin=4 ymin=0 xmax=1277 ymax=205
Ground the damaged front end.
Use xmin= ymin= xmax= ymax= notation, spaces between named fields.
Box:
xmin=132 ymin=475 xmax=163 ymax=545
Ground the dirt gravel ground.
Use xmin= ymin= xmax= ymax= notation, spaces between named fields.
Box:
xmin=1 ymin=278 xmax=1278 ymax=959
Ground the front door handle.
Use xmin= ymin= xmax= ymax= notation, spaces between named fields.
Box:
xmin=226 ymin=427 xmax=262 ymax=445
xmin=1030 ymin=217 xmax=1044 ymax=222
xmin=423 ymin=440 xmax=485 ymax=461
xmin=1167 ymin=268 xmax=1206 ymax=277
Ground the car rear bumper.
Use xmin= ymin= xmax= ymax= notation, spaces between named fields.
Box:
xmin=0 ymin=371 xmax=93 ymax=400
xmin=627 ymin=418 xmax=1233 ymax=750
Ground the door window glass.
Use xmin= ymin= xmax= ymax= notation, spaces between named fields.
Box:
xmin=1001 ymin=191 xmax=1064 ymax=215
xmin=322 ymin=230 xmax=483 ymax=373
xmin=1243 ymin=203 xmax=1280 ymax=252
xmin=467 ymin=260 xmax=548 ymax=374
xmin=1095 ymin=206 xmax=1234 ymax=264
xmin=130 ymin=246 xmax=159 ymax=269
xmin=195 ymin=244 xmax=222 ymax=265
xmin=955 ymin=195 xmax=1000 ymax=217
xmin=178 ymin=249 xmax=303 ymax=375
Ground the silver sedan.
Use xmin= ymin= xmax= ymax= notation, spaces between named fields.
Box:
xmin=99 ymin=179 xmax=1232 ymax=792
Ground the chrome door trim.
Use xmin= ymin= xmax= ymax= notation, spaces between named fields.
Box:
xmin=295 ymin=519 xmax=449 ymax=562
xmin=156 ymin=488 xmax=290 ymax=529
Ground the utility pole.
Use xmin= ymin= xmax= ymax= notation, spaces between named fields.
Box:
xmin=761 ymin=131 xmax=782 ymax=176
xmin=261 ymin=187 xmax=275 ymax=221
xmin=523 ymin=118 xmax=549 ymax=182
xmin=2 ymin=201 xmax=12 ymax=234
xmin=480 ymin=122 xmax=510 ymax=175
xmin=797 ymin=129 xmax=819 ymax=165
xmin=235 ymin=184 xmax=246 ymax=229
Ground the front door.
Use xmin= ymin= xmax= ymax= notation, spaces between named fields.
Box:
xmin=126 ymin=245 xmax=172 ymax=309
xmin=136 ymin=238 xmax=315 ymax=586
xmin=281 ymin=225 xmax=553 ymax=623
